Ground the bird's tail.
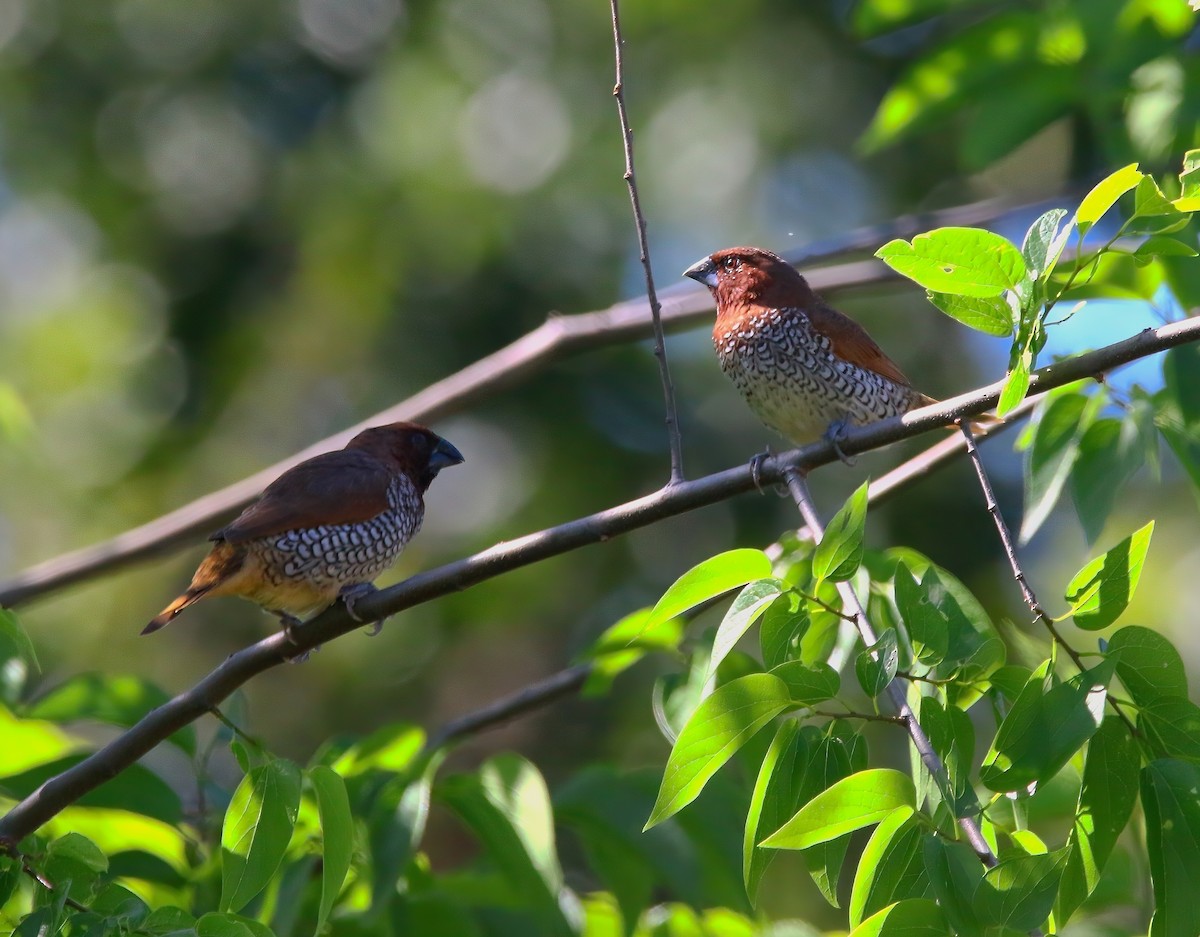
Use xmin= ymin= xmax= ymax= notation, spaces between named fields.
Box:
xmin=143 ymin=588 xmax=211 ymax=635
xmin=143 ymin=540 xmax=245 ymax=635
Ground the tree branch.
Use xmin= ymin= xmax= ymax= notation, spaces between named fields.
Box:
xmin=955 ymin=421 xmax=1139 ymax=735
xmin=609 ymin=0 xmax=683 ymax=483
xmin=0 ymin=194 xmax=1070 ymax=609
xmin=1 ymin=316 xmax=1195 ymax=843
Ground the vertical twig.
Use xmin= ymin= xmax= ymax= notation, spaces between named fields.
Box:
xmin=955 ymin=422 xmax=1137 ymax=734
xmin=609 ymin=0 xmax=685 ymax=484
xmin=782 ymin=467 xmax=999 ymax=868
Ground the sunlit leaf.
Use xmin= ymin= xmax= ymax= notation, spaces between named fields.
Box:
xmin=813 ymin=480 xmax=869 ymax=583
xmin=1022 ymin=207 xmax=1070 ymax=280
xmin=925 ymin=291 xmax=1013 ymax=336
xmin=759 ymin=591 xmax=809 ymax=669
xmin=1076 ymin=163 xmax=1143 ymax=236
xmin=848 ymin=898 xmax=950 ymax=937
xmin=1065 ymin=521 xmax=1153 ymax=630
xmin=876 ymin=227 xmax=1026 ymax=297
xmin=646 ymin=673 xmax=792 ymax=828
xmin=640 ymin=550 xmax=773 ymax=636
xmin=308 ymin=766 xmax=353 ymax=935
xmin=761 ymin=769 xmax=915 ymax=850
xmin=220 ymin=759 xmax=301 ymax=914
xmin=893 ymin=563 xmax=949 ymax=666
xmin=0 ymin=608 xmax=38 ymax=675
xmin=849 ymin=807 xmax=931 ymax=928
xmin=707 ymin=579 xmax=786 ymax=680
xmin=743 ymin=721 xmax=805 ymax=901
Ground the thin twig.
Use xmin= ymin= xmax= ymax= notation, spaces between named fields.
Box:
xmin=0 ymin=193 xmax=1070 ymax=609
xmin=810 ymin=709 xmax=906 ymax=725
xmin=427 ymin=664 xmax=591 ymax=750
xmin=954 ymin=422 xmax=1139 ymax=735
xmin=609 ymin=0 xmax=683 ymax=483
xmin=0 ymin=844 xmax=94 ymax=915
xmin=782 ymin=467 xmax=998 ymax=867
xmin=0 ymin=318 xmax=1197 ymax=843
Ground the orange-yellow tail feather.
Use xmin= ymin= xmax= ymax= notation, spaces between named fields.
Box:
xmin=143 ymin=540 xmax=245 ymax=635
xmin=143 ymin=588 xmax=210 ymax=635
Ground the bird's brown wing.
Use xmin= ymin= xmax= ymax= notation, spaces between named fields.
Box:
xmin=215 ymin=449 xmax=394 ymax=544
xmin=803 ymin=300 xmax=913 ymax=387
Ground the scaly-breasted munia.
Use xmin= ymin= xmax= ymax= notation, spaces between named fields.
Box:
xmin=685 ymin=246 xmax=934 ymax=447
xmin=145 ymin=422 xmax=463 ymax=635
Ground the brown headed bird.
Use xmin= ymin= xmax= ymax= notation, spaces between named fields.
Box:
xmin=145 ymin=422 xmax=463 ymax=636
xmin=685 ymin=246 xmax=934 ymax=449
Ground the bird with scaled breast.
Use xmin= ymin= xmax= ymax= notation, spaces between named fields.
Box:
xmin=145 ymin=421 xmax=463 ymax=636
xmin=684 ymin=246 xmax=936 ymax=449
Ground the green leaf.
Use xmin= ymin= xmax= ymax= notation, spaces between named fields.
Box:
xmin=1180 ymin=148 xmax=1200 ymax=199
xmin=915 ymin=697 xmax=975 ymax=814
xmin=923 ymin=836 xmax=985 ymax=937
xmin=0 ymin=607 xmax=38 ymax=674
xmin=1108 ymin=625 xmax=1188 ymax=706
xmin=925 ymin=292 xmax=1013 ymax=336
xmin=583 ymin=608 xmax=682 ymax=695
xmin=1143 ymin=759 xmax=1200 ymax=937
xmin=761 ymin=769 xmax=915 ymax=850
xmin=440 ymin=754 xmax=567 ymax=931
xmin=27 ymin=673 xmax=194 ymax=755
xmin=1020 ymin=390 xmax=1092 ymax=542
xmin=640 ymin=550 xmax=773 ymax=636
xmin=770 ymin=660 xmax=840 ymax=706
xmin=308 ymin=766 xmax=353 ymax=935
xmin=855 ymin=630 xmax=899 ymax=698
xmin=981 ymin=662 xmax=1110 ymax=793
xmin=893 ymin=564 xmax=949 ymax=666
xmin=1139 ymin=696 xmax=1200 ymax=762
xmin=743 ymin=721 xmax=805 ymax=901
xmin=1133 ymin=235 xmax=1197 ymax=263
xmin=997 ymin=352 xmax=1031 ymax=418
xmin=330 ymin=723 xmax=424 ymax=777
xmin=849 ymin=807 xmax=931 ymax=928
xmin=1132 ymin=176 xmax=1184 ymax=220
xmin=646 ymin=673 xmax=792 ymax=828
xmin=759 ymin=592 xmax=809 ymax=669
xmin=1065 ymin=521 xmax=1153 ymax=630
xmin=196 ymin=912 xmax=274 ymax=937
xmin=876 ymin=227 xmax=1026 ymax=297
xmin=1022 ymin=207 xmax=1070 ymax=280
xmin=975 ymin=850 xmax=1067 ymax=931
xmin=1076 ymin=163 xmax=1143 ymax=236
xmin=1069 ymin=418 xmax=1145 ymax=544
xmin=0 ymin=757 xmax=181 ymax=825
xmin=707 ymin=579 xmax=786 ymax=679
xmin=220 ymin=758 xmax=302 ymax=913
xmin=366 ymin=763 xmax=437 ymax=918
xmin=813 ymin=480 xmax=869 ymax=583
xmin=849 ymin=898 xmax=950 ymax=937
xmin=1057 ymin=717 xmax=1140 ymax=924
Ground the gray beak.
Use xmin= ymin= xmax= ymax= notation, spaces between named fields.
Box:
xmin=683 ymin=256 xmax=718 ymax=289
xmin=429 ymin=437 xmax=465 ymax=473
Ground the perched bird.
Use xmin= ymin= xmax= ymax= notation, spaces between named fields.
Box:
xmin=684 ymin=246 xmax=934 ymax=450
xmin=145 ymin=422 xmax=463 ymax=636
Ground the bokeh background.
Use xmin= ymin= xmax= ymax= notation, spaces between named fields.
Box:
xmin=0 ymin=0 xmax=1197 ymax=920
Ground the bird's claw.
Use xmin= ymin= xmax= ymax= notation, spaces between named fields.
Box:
xmin=825 ymin=420 xmax=856 ymax=467
xmin=749 ymin=448 xmax=773 ymax=494
xmin=339 ymin=583 xmax=387 ymax=635
xmin=278 ymin=614 xmax=313 ymax=663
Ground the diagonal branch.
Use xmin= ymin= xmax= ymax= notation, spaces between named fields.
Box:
xmin=1 ymin=317 xmax=1196 ymax=843
xmin=610 ymin=0 xmax=683 ymax=483
xmin=0 ymin=194 xmax=1069 ymax=609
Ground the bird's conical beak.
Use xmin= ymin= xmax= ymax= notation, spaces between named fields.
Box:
xmin=429 ymin=437 xmax=465 ymax=473
xmin=683 ymin=256 xmax=718 ymax=289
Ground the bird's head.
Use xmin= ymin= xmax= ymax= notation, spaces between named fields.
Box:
xmin=347 ymin=422 xmax=464 ymax=490
xmin=684 ymin=246 xmax=813 ymax=310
